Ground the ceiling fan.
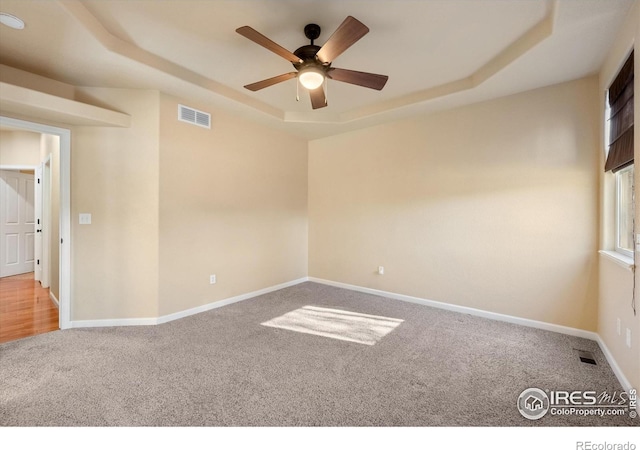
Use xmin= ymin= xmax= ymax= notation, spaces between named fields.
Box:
xmin=236 ymin=16 xmax=388 ymax=110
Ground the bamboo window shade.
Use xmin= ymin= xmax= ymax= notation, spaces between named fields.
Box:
xmin=605 ymin=50 xmax=634 ymax=173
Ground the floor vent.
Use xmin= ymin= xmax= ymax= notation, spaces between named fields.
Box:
xmin=178 ymin=104 xmax=211 ymax=129
xmin=575 ymin=349 xmax=597 ymax=365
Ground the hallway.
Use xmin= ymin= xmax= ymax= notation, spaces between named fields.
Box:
xmin=0 ymin=272 xmax=58 ymax=344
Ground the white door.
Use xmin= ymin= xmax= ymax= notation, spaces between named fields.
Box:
xmin=0 ymin=170 xmax=36 ymax=277
xmin=34 ymin=163 xmax=43 ymax=282
xmin=41 ymin=160 xmax=51 ymax=288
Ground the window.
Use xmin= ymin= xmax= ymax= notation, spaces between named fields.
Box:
xmin=616 ymin=165 xmax=634 ymax=257
xmin=605 ymin=50 xmax=634 ymax=257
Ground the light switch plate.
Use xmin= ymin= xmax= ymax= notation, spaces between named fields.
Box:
xmin=79 ymin=213 xmax=92 ymax=225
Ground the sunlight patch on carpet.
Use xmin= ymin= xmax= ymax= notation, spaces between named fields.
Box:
xmin=261 ymin=305 xmax=403 ymax=345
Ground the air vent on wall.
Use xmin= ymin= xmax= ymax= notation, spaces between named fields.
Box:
xmin=178 ymin=104 xmax=211 ymax=129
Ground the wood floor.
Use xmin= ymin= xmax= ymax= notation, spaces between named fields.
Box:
xmin=0 ymin=272 xmax=59 ymax=344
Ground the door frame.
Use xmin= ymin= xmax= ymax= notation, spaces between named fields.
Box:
xmin=34 ymin=163 xmax=43 ymax=284
xmin=0 ymin=116 xmax=71 ymax=330
xmin=41 ymin=156 xmax=52 ymax=288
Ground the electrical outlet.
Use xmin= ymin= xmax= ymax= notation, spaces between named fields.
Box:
xmin=209 ymin=274 xmax=216 ymax=284
xmin=617 ymin=318 xmax=621 ymax=336
xmin=378 ymin=266 xmax=384 ymax=275
xmin=79 ymin=213 xmax=91 ymax=225
xmin=626 ymin=328 xmax=632 ymax=348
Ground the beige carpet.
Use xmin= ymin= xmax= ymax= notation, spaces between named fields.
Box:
xmin=0 ymin=282 xmax=636 ymax=426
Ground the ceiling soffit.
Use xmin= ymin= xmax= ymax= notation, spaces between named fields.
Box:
xmin=57 ymin=0 xmax=557 ymax=126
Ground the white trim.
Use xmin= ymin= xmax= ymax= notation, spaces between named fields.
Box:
xmin=69 ymin=277 xmax=309 ymax=329
xmin=308 ymin=277 xmax=598 ymax=340
xmin=599 ymin=250 xmax=635 ymax=271
xmin=595 ymin=334 xmax=633 ymax=393
xmin=308 ymin=277 xmax=636 ymax=391
xmin=49 ymin=290 xmax=59 ymax=309
xmin=615 ymin=165 xmax=635 ymax=258
xmin=0 ymin=116 xmax=71 ymax=330
xmin=156 ymin=277 xmax=307 ymax=324
xmin=70 ymin=317 xmax=158 ymax=328
xmin=41 ymin=158 xmax=52 ymax=288
xmin=34 ymin=163 xmax=43 ymax=283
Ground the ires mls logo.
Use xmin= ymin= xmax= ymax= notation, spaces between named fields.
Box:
xmin=518 ymin=388 xmax=550 ymax=420
xmin=629 ymin=389 xmax=638 ymax=419
xmin=517 ymin=388 xmax=637 ymax=420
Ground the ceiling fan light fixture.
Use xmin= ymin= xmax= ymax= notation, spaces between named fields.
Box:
xmin=0 ymin=12 xmax=25 ymax=30
xmin=298 ymin=66 xmax=324 ymax=90
xmin=237 ymin=16 xmax=387 ymax=109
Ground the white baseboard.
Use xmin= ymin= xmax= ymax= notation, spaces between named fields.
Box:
xmin=68 ymin=277 xmax=309 ymax=329
xmin=49 ymin=291 xmax=59 ymax=309
xmin=308 ymin=277 xmax=636 ymax=391
xmin=69 ymin=317 xmax=158 ymax=328
xmin=66 ymin=274 xmax=633 ymax=393
xmin=595 ymin=335 xmax=633 ymax=393
xmin=156 ymin=277 xmax=308 ymax=325
xmin=308 ymin=277 xmax=598 ymax=340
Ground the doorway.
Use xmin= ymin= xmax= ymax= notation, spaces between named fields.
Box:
xmin=37 ymin=157 xmax=52 ymax=288
xmin=0 ymin=116 xmax=71 ymax=331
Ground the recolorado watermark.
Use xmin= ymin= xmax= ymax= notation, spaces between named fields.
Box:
xmin=517 ymin=387 xmax=637 ymax=420
xmin=575 ymin=442 xmax=636 ymax=450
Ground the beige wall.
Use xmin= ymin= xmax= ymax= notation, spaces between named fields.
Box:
xmin=599 ymin=258 xmax=636 ymax=387
xmin=41 ymin=133 xmax=60 ymax=300
xmin=158 ymin=94 xmax=308 ymax=316
xmin=598 ymin=1 xmax=640 ymax=390
xmin=0 ymin=71 xmax=309 ymax=321
xmin=309 ymin=77 xmax=600 ymax=331
xmin=1 ymin=49 xmax=635 ymax=388
xmin=70 ymin=88 xmax=308 ymax=320
xmin=71 ymin=88 xmax=160 ymax=320
xmin=0 ymin=129 xmax=41 ymax=166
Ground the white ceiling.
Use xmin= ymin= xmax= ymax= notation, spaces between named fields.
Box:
xmin=0 ymin=0 xmax=634 ymax=139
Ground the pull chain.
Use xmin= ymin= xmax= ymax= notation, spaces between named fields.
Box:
xmin=324 ymin=75 xmax=328 ymax=105
xmin=296 ymin=77 xmax=300 ymax=102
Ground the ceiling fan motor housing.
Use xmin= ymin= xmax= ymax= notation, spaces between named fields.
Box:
xmin=293 ymin=24 xmax=330 ymax=72
xmin=293 ymin=44 xmax=328 ymax=70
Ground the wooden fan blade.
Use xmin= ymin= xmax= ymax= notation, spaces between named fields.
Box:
xmin=244 ymin=72 xmax=297 ymax=91
xmin=309 ymin=85 xmax=327 ymax=109
xmin=328 ymin=68 xmax=388 ymax=90
xmin=236 ymin=26 xmax=302 ymax=63
xmin=316 ymin=16 xmax=369 ymax=63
